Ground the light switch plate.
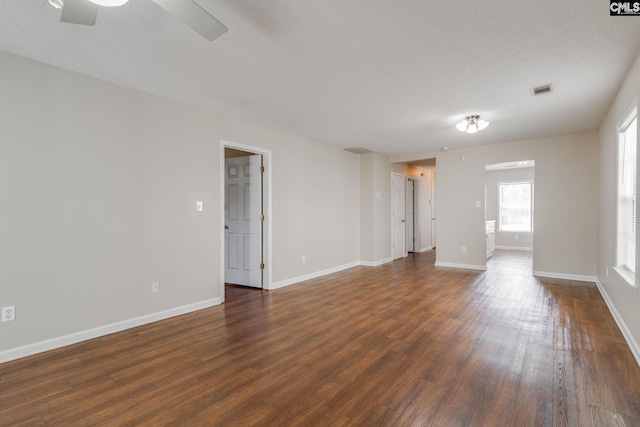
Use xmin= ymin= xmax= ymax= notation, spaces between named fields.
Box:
xmin=196 ymin=201 xmax=203 ymax=212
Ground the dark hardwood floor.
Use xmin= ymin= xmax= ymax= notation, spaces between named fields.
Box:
xmin=1 ymin=250 xmax=640 ymax=426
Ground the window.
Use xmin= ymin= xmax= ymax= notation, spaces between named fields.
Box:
xmin=498 ymin=181 xmax=532 ymax=232
xmin=615 ymin=103 xmax=637 ymax=286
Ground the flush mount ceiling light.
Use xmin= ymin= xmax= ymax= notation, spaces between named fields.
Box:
xmin=49 ymin=0 xmax=129 ymax=7
xmin=456 ymin=115 xmax=490 ymax=134
xmin=87 ymin=0 xmax=129 ymax=6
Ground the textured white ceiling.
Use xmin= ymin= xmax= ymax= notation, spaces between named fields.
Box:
xmin=2 ymin=1 xmax=640 ymax=157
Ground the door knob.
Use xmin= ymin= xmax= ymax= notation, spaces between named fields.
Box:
xmin=224 ymin=225 xmax=229 ymax=229
xmin=401 ymin=219 xmax=406 ymax=223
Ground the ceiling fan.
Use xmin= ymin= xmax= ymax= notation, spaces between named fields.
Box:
xmin=48 ymin=0 xmax=228 ymax=41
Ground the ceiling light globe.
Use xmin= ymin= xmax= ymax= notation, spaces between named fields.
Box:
xmin=467 ymin=124 xmax=478 ymax=134
xmin=87 ymin=0 xmax=129 ymax=6
xmin=477 ymin=119 xmax=489 ymax=130
xmin=456 ymin=120 xmax=468 ymax=132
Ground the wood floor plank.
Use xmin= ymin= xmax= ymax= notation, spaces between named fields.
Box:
xmin=1 ymin=250 xmax=639 ymax=426
xmin=510 ymin=342 xmax=555 ymax=426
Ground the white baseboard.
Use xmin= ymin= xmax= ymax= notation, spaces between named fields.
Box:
xmin=495 ymin=246 xmax=533 ymax=251
xmin=417 ymin=246 xmax=434 ymax=253
xmin=270 ymin=257 xmax=406 ymax=290
xmin=359 ymin=258 xmax=393 ymax=267
xmin=532 ymin=270 xmax=597 ymax=283
xmin=0 ymin=297 xmax=222 ymax=364
xmin=434 ymin=261 xmax=487 ymax=271
xmin=595 ymin=279 xmax=640 ymax=368
xmin=270 ymin=261 xmax=361 ymax=290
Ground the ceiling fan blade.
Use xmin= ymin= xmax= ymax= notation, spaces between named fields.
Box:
xmin=60 ymin=0 xmax=99 ymax=26
xmin=150 ymin=0 xmax=228 ymax=41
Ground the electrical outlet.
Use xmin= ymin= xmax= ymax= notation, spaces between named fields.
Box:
xmin=2 ymin=306 xmax=15 ymax=322
xmin=301 ymin=255 xmax=306 ymax=263
xmin=461 ymin=246 xmax=467 ymax=253
xmin=151 ymin=282 xmax=160 ymax=293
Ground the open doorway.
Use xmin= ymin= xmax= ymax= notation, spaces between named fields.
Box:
xmin=405 ymin=159 xmax=436 ymax=253
xmin=220 ymin=141 xmax=272 ymax=300
xmin=485 ymin=160 xmax=535 ymax=269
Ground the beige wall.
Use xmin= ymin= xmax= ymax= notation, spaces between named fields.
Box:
xmin=485 ymin=167 xmax=535 ymax=249
xmin=0 ymin=52 xmax=360 ymax=354
xmin=434 ymin=132 xmax=598 ymax=275
xmin=359 ymin=154 xmax=375 ymax=262
xmin=598 ymin=50 xmax=640 ymax=361
xmin=360 ymin=153 xmax=394 ymax=263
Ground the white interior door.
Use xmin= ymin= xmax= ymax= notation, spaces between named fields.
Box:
xmin=406 ymin=179 xmax=415 ymax=252
xmin=392 ymin=173 xmax=406 ymax=259
xmin=225 ymin=155 xmax=262 ymax=287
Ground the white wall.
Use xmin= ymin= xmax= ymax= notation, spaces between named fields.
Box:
xmin=433 ymin=132 xmax=598 ymax=276
xmin=0 ymin=51 xmax=360 ymax=356
xmin=597 ymin=50 xmax=640 ymax=363
xmin=485 ymin=167 xmax=535 ymax=249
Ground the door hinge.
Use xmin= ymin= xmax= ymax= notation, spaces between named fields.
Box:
xmin=260 ymin=214 xmax=265 ymax=221
xmin=260 ymin=166 xmax=265 ymax=173
xmin=260 ymin=263 xmax=265 ymax=270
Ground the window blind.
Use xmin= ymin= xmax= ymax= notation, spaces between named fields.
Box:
xmin=617 ymin=115 xmax=637 ymax=276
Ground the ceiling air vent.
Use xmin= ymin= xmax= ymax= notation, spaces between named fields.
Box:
xmin=345 ymin=147 xmax=372 ymax=154
xmin=531 ymin=84 xmax=553 ymax=96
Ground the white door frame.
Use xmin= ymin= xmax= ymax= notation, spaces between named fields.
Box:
xmin=431 ymin=175 xmax=436 ymax=248
xmin=220 ymin=140 xmax=273 ymax=300
xmin=391 ymin=172 xmax=406 ymax=260
xmin=407 ymin=178 xmax=418 ymax=253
